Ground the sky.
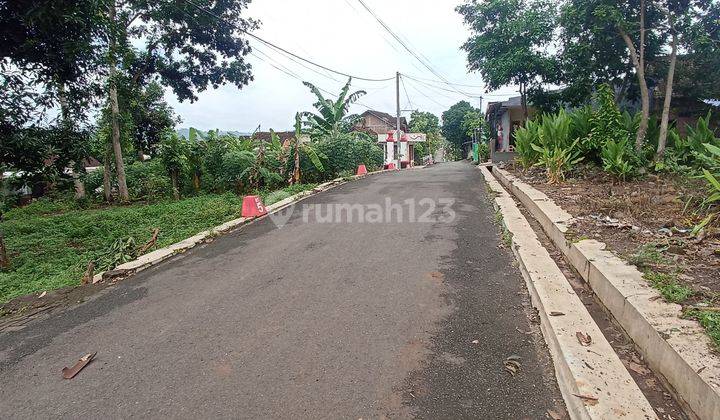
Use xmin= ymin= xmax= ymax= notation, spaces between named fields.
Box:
xmin=166 ymin=0 xmax=520 ymax=132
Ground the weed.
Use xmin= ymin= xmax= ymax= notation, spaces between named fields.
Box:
xmin=644 ymin=271 xmax=694 ymax=303
xmin=494 ymin=209 xmax=504 ymax=224
xmin=685 ymin=309 xmax=720 ymax=350
xmin=628 ymin=242 xmax=669 ymax=269
xmin=502 ymin=229 xmax=513 ymax=248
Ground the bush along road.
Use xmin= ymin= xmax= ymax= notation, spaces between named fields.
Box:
xmin=0 ymin=162 xmax=566 ymax=418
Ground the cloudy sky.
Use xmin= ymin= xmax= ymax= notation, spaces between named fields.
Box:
xmin=167 ymin=0 xmax=520 ymax=132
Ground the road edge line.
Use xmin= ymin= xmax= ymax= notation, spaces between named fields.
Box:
xmin=94 ymin=176 xmax=355 ymax=283
xmin=479 ymin=166 xmax=656 ymax=420
xmin=96 ymin=166 xmax=412 ymax=282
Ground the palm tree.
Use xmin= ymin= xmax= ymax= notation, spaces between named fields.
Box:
xmin=299 ymin=78 xmax=366 ymax=139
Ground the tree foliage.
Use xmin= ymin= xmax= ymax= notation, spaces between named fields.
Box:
xmin=457 ymin=0 xmax=557 ymax=117
xmin=300 ymin=78 xmax=366 ymax=139
xmin=441 ymin=101 xmax=477 ymax=150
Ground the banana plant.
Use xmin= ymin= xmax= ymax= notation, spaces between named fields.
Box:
xmin=244 ymin=130 xmax=283 ymax=190
xmin=187 ymin=127 xmax=206 ymax=192
xmin=287 ymin=113 xmax=324 ymax=185
xmin=299 ymin=78 xmax=366 ymax=139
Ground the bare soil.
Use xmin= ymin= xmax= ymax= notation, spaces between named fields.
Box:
xmin=507 ymin=165 xmax=720 ymax=300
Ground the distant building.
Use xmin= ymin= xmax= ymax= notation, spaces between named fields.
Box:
xmin=353 ymin=110 xmax=409 ymax=135
xmin=485 ymin=96 xmax=536 ymax=162
xmin=251 ymin=131 xmax=296 ymax=143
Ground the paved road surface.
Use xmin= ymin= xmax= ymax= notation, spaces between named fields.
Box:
xmin=0 ymin=161 xmax=564 ymax=419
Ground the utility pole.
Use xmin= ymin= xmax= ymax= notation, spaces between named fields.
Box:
xmin=395 ymin=71 xmax=401 ymax=169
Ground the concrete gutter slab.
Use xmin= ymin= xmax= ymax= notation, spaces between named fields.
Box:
xmin=479 ymin=166 xmax=656 ymax=420
xmin=492 ymin=166 xmax=720 ymax=420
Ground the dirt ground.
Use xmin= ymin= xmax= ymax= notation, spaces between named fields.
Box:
xmin=507 ymin=164 xmax=720 ymax=301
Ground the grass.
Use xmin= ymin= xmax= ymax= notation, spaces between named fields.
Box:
xmin=644 ymin=271 xmax=694 ymax=304
xmin=0 ymin=184 xmax=316 ymax=304
xmin=628 ymin=242 xmax=669 ymax=269
xmin=685 ymin=309 xmax=720 ymax=350
xmin=502 ymin=229 xmax=513 ymax=248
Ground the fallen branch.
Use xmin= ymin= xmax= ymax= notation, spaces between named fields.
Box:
xmin=137 ymin=228 xmax=160 ymax=255
xmin=81 ymin=262 xmax=95 ymax=285
xmin=689 ymin=306 xmax=720 ymax=313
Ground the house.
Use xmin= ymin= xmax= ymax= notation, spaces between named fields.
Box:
xmin=485 ymin=96 xmax=536 ymax=162
xmin=353 ymin=110 xmax=408 ymax=135
xmin=376 ymin=131 xmax=427 ymax=169
xmin=251 ymin=131 xmax=296 ymax=142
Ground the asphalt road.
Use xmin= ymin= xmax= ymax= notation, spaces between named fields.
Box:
xmin=0 ymin=161 xmax=565 ymax=419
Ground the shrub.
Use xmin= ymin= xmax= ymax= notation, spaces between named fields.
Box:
xmin=588 ymin=84 xmax=629 ymax=164
xmin=514 ymin=120 xmax=541 ymax=169
xmin=315 ymin=133 xmax=383 ymax=179
xmin=221 ymin=149 xmax=255 ymax=193
xmin=570 ymin=105 xmax=593 ymax=154
xmin=532 ymin=138 xmax=583 ymax=183
xmin=477 ymin=141 xmax=490 ymax=162
xmin=601 ymin=138 xmax=636 ymax=181
xmin=125 ymin=161 xmax=172 ymax=201
xmin=701 ymin=143 xmax=720 ymax=206
xmin=84 ymin=161 xmax=172 ymax=201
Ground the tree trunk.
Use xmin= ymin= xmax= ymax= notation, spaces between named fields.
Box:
xmin=73 ymin=170 xmax=86 ymax=200
xmin=171 ymin=170 xmax=180 ymax=200
xmin=292 ymin=143 xmax=301 ymax=185
xmin=193 ymin=172 xmax=201 ymax=191
xmin=618 ymin=1 xmax=650 ymax=152
xmin=0 ymin=230 xmax=9 ymax=269
xmin=108 ymin=3 xmax=129 ymax=202
xmin=656 ymin=31 xmax=678 ymax=160
xmin=103 ymin=141 xmax=113 ymax=202
xmin=520 ymin=83 xmax=529 ymax=122
xmin=58 ymin=82 xmax=87 ymax=200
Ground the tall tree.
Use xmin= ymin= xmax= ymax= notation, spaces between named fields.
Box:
xmin=102 ymin=0 xmax=258 ymax=201
xmin=655 ymin=0 xmax=717 ymax=159
xmin=409 ymin=111 xmax=442 ymax=160
xmin=0 ymin=0 xmax=103 ymax=181
xmin=300 ymin=78 xmax=366 ymax=139
xmin=616 ymin=0 xmax=652 ymax=151
xmin=558 ymin=1 xmax=634 ymax=106
xmin=457 ymin=0 xmax=557 ymax=120
xmin=441 ymin=101 xmax=477 ymax=150
xmin=559 ymin=0 xmax=664 ymax=151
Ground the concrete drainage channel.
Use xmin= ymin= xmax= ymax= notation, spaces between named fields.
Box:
xmin=481 ymin=164 xmax=720 ymax=419
xmin=479 ymin=166 xmax=656 ymax=419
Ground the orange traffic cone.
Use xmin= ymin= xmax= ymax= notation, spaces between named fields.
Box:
xmin=356 ymin=164 xmax=367 ymax=176
xmin=241 ymin=195 xmax=267 ymax=218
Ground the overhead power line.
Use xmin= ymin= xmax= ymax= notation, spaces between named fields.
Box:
xmin=400 ymin=75 xmax=413 ymax=110
xmin=182 ymin=0 xmax=395 ymax=82
xmin=403 ymin=74 xmax=487 ymax=89
xmin=352 ymin=0 xmax=477 ymax=97
xmin=402 ymin=78 xmax=451 ymax=108
xmin=402 ymin=74 xmax=482 ymax=98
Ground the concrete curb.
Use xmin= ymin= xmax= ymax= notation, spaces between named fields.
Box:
xmin=492 ymin=166 xmax=720 ymax=420
xmin=92 ymin=177 xmax=350 ymax=284
xmin=479 ymin=166 xmax=656 ymax=420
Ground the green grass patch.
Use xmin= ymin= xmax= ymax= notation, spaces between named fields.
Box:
xmin=644 ymin=271 xmax=694 ymax=304
xmin=685 ymin=309 xmax=720 ymax=350
xmin=0 ymin=184 xmax=316 ymax=304
xmin=628 ymin=242 xmax=669 ymax=269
